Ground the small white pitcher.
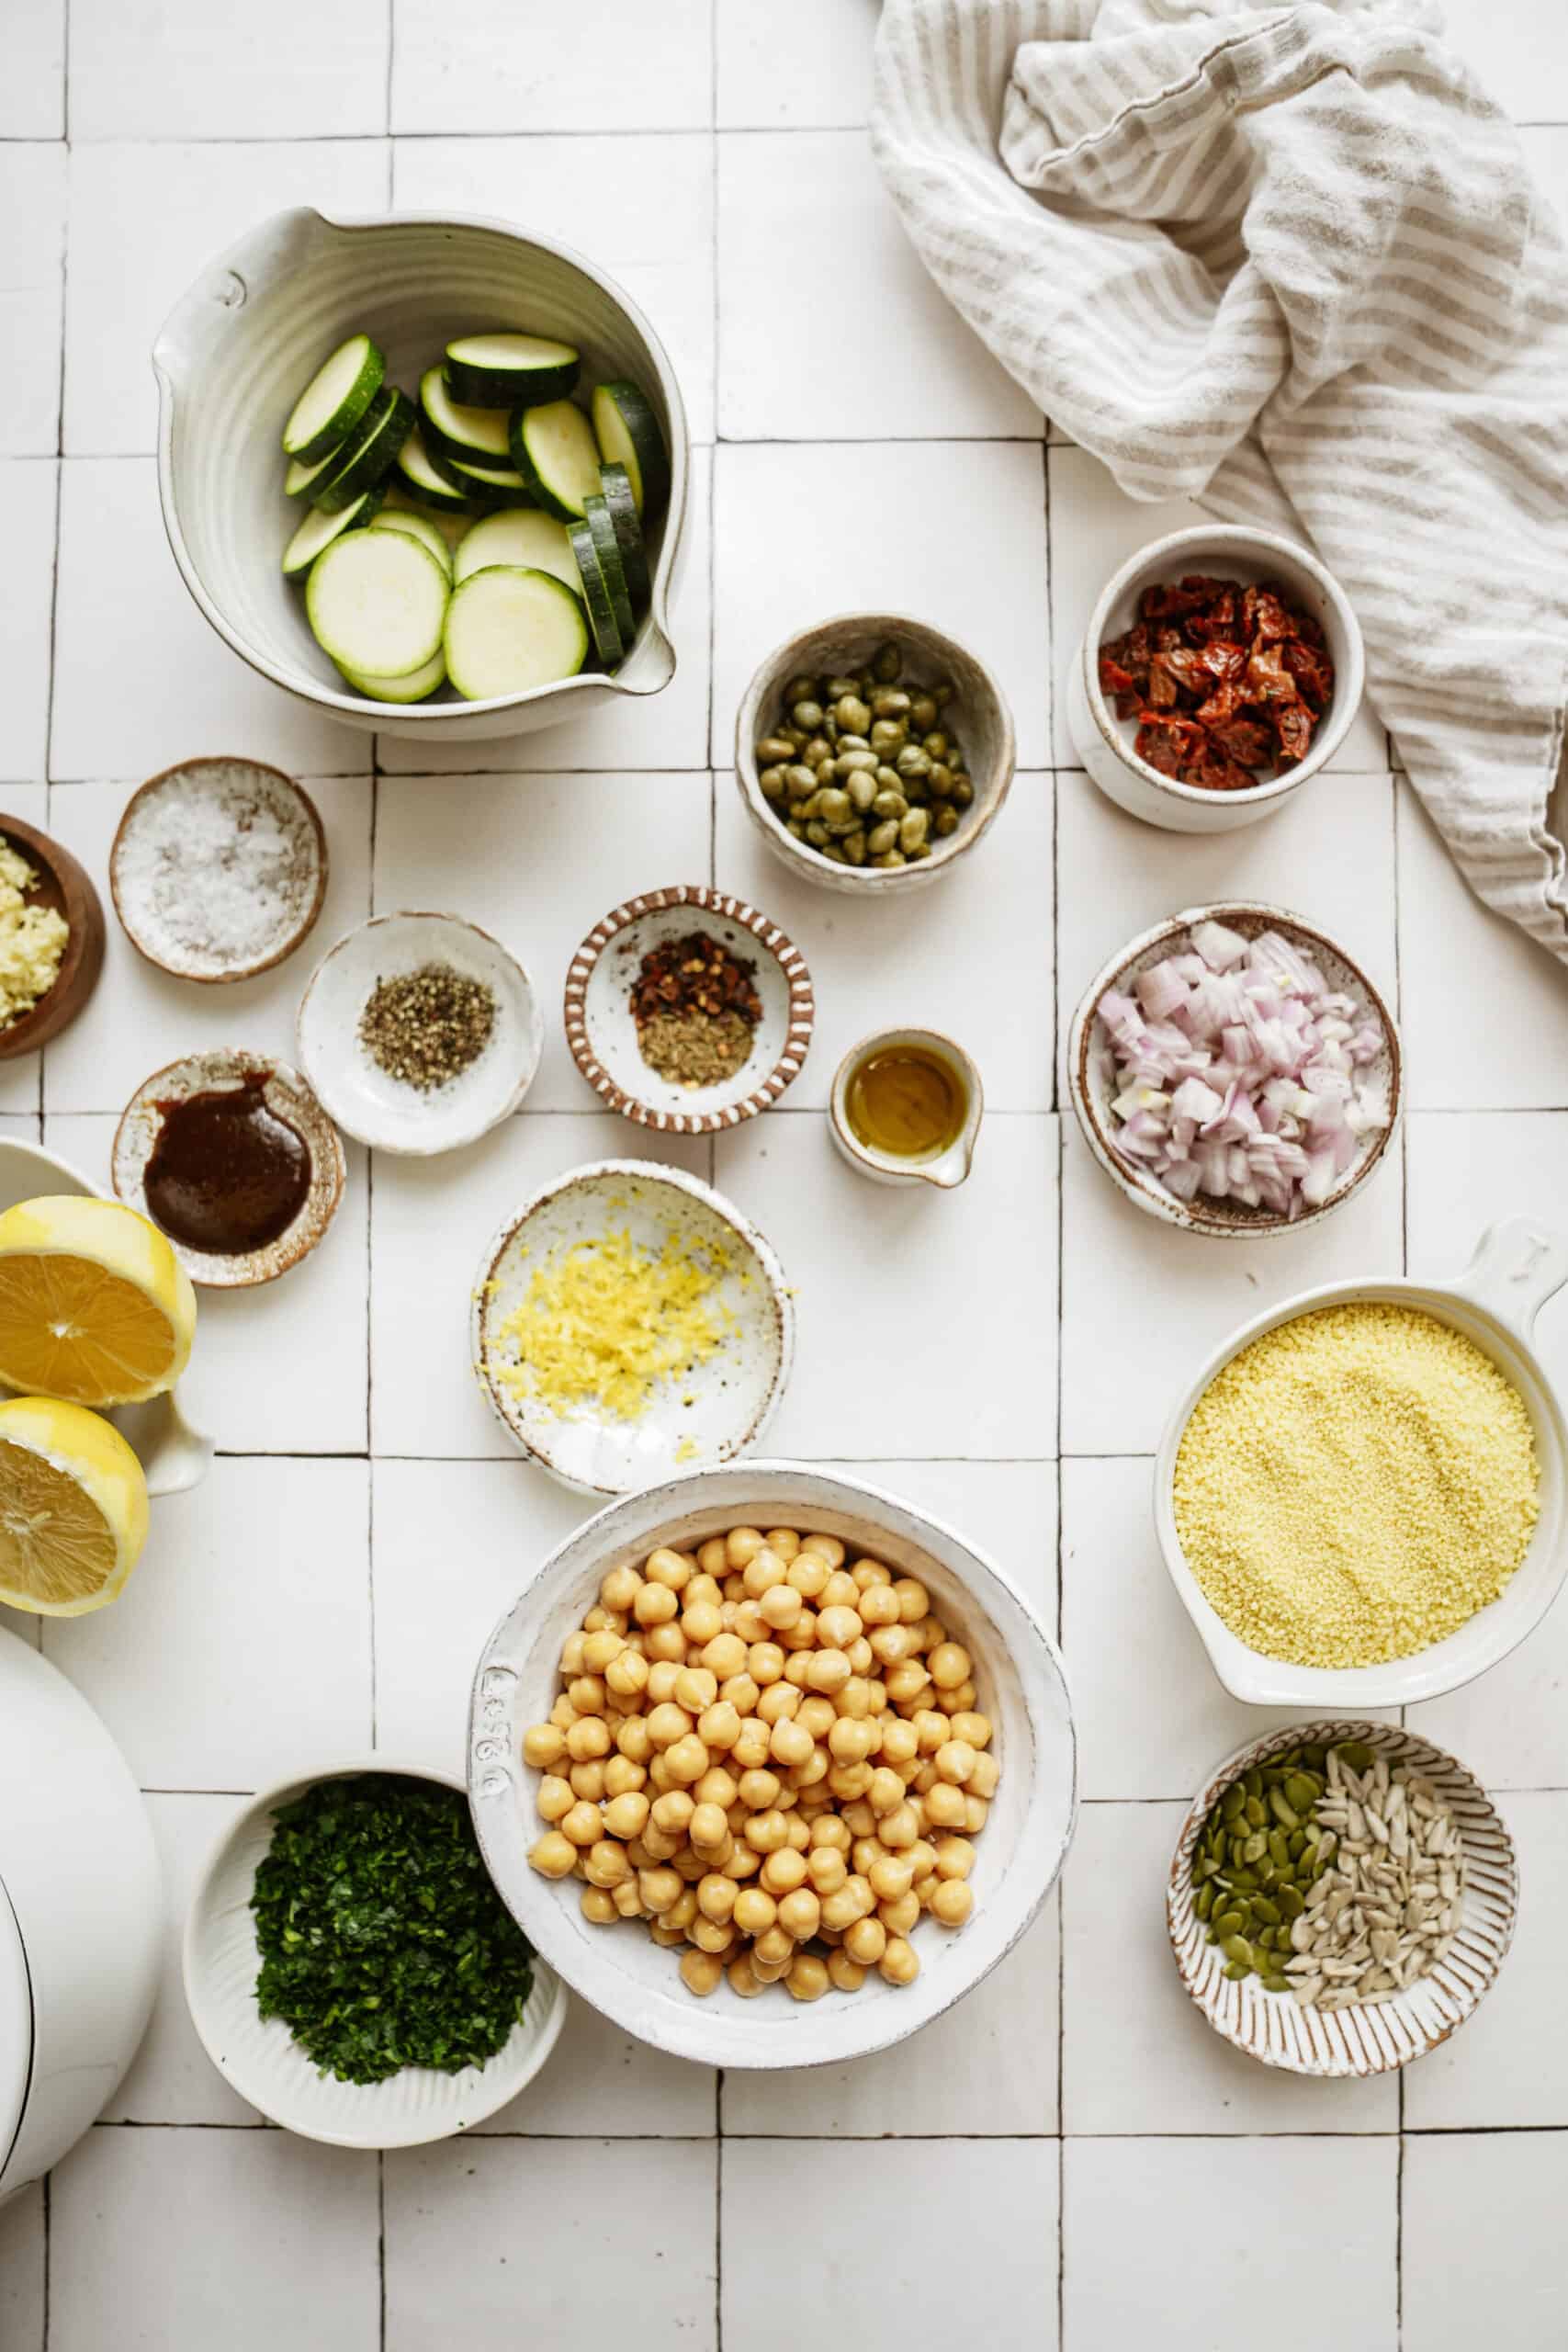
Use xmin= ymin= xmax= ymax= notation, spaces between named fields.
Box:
xmin=828 ymin=1028 xmax=983 ymax=1191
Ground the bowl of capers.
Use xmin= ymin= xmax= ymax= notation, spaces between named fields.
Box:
xmin=735 ymin=615 xmax=1015 ymax=895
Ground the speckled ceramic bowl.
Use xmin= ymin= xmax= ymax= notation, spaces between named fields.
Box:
xmin=1169 ymin=1721 xmax=1517 ymax=2077
xmin=0 ymin=812 xmax=105 ymax=1058
xmin=112 ymin=1051 xmax=345 ymax=1288
xmin=110 ymin=758 xmax=327 ymax=984
xmin=563 ymin=886 xmax=814 ymax=1135
xmin=1067 ymin=902 xmax=1400 ymax=1238
xmin=471 ymin=1160 xmax=794 ymax=1498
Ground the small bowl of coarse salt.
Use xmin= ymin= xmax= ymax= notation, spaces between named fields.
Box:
xmin=296 ymin=911 xmax=544 ymax=1157
xmin=110 ymin=758 xmax=327 ymax=983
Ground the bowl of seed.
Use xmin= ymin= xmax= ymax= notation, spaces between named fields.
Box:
xmin=735 ymin=615 xmax=1015 ymax=895
xmin=297 ymin=910 xmax=543 ymax=1156
xmin=1169 ymin=1721 xmax=1517 ymax=2076
xmin=563 ymin=885 xmax=815 ymax=1136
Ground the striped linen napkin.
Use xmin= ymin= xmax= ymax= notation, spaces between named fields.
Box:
xmin=871 ymin=0 xmax=1568 ymax=962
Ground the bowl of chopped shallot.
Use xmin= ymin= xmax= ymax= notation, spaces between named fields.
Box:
xmin=1066 ymin=903 xmax=1401 ymax=1238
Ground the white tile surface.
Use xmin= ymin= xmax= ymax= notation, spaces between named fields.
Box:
xmin=714 ymin=1111 xmax=1058 ymax=1459
xmin=1062 ymin=2136 xmax=1397 ymax=2351
xmin=369 ymin=1112 xmax=708 ymax=1457
xmin=0 ymin=0 xmax=63 ymax=136
xmin=714 ymin=771 xmax=1055 ymax=1111
xmin=376 ymin=443 xmax=713 ymax=774
xmin=41 ymin=1456 xmax=372 ymax=1789
xmin=475 ymin=1990 xmax=716 ymax=2138
xmin=63 ymin=141 xmax=390 ymax=457
xmin=373 ymin=770 xmax=710 ymax=1109
xmin=713 ymin=439 xmax=1051 ymax=769
xmin=101 ymin=1792 xmax=260 ymax=2123
xmin=51 ymin=458 xmax=363 ymax=781
xmin=1404 ymin=1791 xmax=1568 ymax=2130
xmin=0 ymin=461 xmax=56 ymax=780
xmin=384 ymin=2139 xmax=717 ymax=2348
xmin=723 ymin=2139 xmax=1057 ymax=2351
xmin=1047 ymin=444 xmax=1391 ymax=770
xmin=392 ymin=135 xmax=715 ymax=444
xmin=69 ymin=0 xmax=389 ymax=140
xmin=390 ymin=0 xmax=712 ymax=134
xmin=0 ymin=2183 xmax=44 ymax=2352
xmin=718 ymin=132 xmax=1040 ymax=441
xmin=50 ymin=2127 xmax=378 ymax=2352
xmin=843 ymin=1455 xmax=1058 ymax=1621
xmin=0 ymin=146 xmax=64 ymax=456
xmin=716 ymin=0 xmax=879 ymax=128
xmin=1063 ymin=1804 xmax=1398 ymax=2132
xmin=1402 ymin=2132 xmax=1568 ymax=2352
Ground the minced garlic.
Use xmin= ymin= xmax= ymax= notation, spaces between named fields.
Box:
xmin=0 ymin=845 xmax=67 ymax=1028
xmin=487 ymin=1225 xmax=738 ymax=1423
xmin=1173 ymin=1303 xmax=1539 ymax=1668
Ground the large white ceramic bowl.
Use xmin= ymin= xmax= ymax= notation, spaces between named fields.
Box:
xmin=1066 ymin=525 xmax=1365 ymax=833
xmin=183 ymin=1755 xmax=567 ymax=2147
xmin=1155 ymin=1218 xmax=1568 ymax=1708
xmin=153 ymin=208 xmax=685 ymax=743
xmin=468 ymin=1462 xmax=1077 ymax=2072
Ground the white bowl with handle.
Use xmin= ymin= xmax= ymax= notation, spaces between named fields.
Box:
xmin=1155 ymin=1218 xmax=1568 ymax=1708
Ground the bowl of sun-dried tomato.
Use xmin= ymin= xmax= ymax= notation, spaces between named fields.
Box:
xmin=1069 ymin=526 xmax=1364 ymax=833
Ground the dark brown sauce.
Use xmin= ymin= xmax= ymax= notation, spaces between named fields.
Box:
xmin=144 ymin=1072 xmax=310 ymax=1255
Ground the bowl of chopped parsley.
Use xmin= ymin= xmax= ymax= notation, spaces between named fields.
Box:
xmin=182 ymin=1758 xmax=565 ymax=2145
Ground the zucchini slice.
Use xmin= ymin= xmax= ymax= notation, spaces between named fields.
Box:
xmin=341 ymin=647 xmax=448 ymax=704
xmin=418 ymin=365 xmax=512 ymax=466
xmin=281 ymin=332 xmax=385 ymax=463
xmin=281 ymin=484 xmax=384 ymax=578
xmin=567 ymin=520 xmax=626 ymax=669
xmin=285 ymin=443 xmax=342 ymax=501
xmin=444 ymin=567 xmax=590 ymax=702
xmin=443 ymin=332 xmax=580 ymax=409
xmin=306 ymin=528 xmax=449 ymax=680
xmin=313 ymin=386 xmax=414 ymax=514
xmin=394 ymin=424 xmax=470 ymax=515
xmin=369 ymin=508 xmax=454 ymax=580
xmin=510 ymin=399 xmax=603 ymax=522
xmin=582 ymin=493 xmax=636 ymax=644
xmin=453 ymin=509 xmax=581 ymax=592
xmin=591 ymin=380 xmax=670 ymax=517
xmin=598 ymin=462 xmax=650 ymax=607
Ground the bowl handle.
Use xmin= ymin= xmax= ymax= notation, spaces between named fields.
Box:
xmin=152 ymin=207 xmax=335 ymax=400
xmin=1449 ymin=1217 xmax=1568 ymax=1341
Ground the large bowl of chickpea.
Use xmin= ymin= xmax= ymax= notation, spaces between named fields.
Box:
xmin=467 ymin=1461 xmax=1077 ymax=2070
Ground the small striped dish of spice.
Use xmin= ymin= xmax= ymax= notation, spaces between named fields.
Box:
xmin=630 ymin=929 xmax=763 ymax=1089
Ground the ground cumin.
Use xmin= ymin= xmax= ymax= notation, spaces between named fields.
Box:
xmin=1173 ymin=1303 xmax=1540 ymax=1668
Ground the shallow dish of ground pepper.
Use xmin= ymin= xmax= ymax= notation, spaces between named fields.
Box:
xmin=630 ymin=929 xmax=763 ymax=1089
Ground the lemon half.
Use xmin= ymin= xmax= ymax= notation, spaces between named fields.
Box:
xmin=0 ymin=1195 xmax=197 ymax=1408
xmin=0 ymin=1395 xmax=150 ymax=1613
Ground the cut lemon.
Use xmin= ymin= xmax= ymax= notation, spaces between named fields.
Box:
xmin=0 ymin=1395 xmax=149 ymax=1614
xmin=0 ymin=1195 xmax=197 ymax=1408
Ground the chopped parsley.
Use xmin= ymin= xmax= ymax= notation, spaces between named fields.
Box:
xmin=251 ymin=1774 xmax=535 ymax=2086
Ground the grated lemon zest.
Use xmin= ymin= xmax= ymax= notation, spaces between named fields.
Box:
xmin=489 ymin=1225 xmax=737 ymax=1424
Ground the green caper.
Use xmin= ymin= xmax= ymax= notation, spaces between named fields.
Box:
xmin=783 ymin=674 xmax=818 ymax=706
xmin=805 ymin=820 xmax=829 ymax=848
xmin=870 ymin=720 xmax=907 ymax=754
xmin=871 ymin=849 xmax=907 ymax=869
xmin=791 ymin=700 xmax=824 ymax=732
xmin=874 ymin=765 xmax=902 ymax=793
xmin=873 ymin=641 xmax=902 ymax=684
xmin=922 ymin=732 xmax=949 ymax=761
xmin=867 ymin=820 xmax=899 ymax=856
xmin=756 ymin=735 xmax=796 ymax=766
xmin=871 ymin=688 xmax=911 ymax=719
xmin=932 ymin=805 xmax=959 ymax=837
xmin=784 ymin=764 xmax=818 ymax=800
xmin=817 ymin=788 xmax=853 ymax=830
xmin=931 ymin=679 xmax=954 ymax=707
xmin=835 ymin=695 xmax=872 ymax=734
xmin=952 ymin=777 xmax=975 ymax=808
xmin=845 ymin=771 xmax=877 ymax=813
xmin=824 ymin=674 xmax=861 ymax=702
xmin=842 ymin=828 xmax=867 ymax=865
xmin=822 ymin=843 xmax=848 ymax=864
xmin=908 ymin=694 xmax=938 ymax=731
xmin=927 ymin=763 xmax=954 ymax=799
xmin=896 ymin=744 xmax=931 ymax=780
xmin=759 ymin=766 xmax=787 ymax=803
xmin=802 ymin=736 xmax=830 ymax=766
xmin=813 ymin=758 xmax=837 ymax=785
xmin=785 ymin=819 xmax=806 ymax=840
xmin=899 ymin=808 xmax=930 ymax=853
xmin=835 ymin=734 xmax=870 ymax=755
xmin=872 ymin=789 xmax=908 ymax=821
xmin=836 ymin=749 xmax=878 ymax=775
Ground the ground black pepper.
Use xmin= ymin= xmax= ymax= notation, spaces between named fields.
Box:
xmin=359 ymin=963 xmax=497 ymax=1091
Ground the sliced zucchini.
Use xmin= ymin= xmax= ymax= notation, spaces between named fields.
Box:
xmin=582 ymin=493 xmax=636 ymax=644
xmin=567 ymin=520 xmax=626 ymax=669
xmin=591 ymin=381 xmax=670 ymax=517
xmin=281 ymin=484 xmax=384 ymax=577
xmin=598 ymin=462 xmax=650 ymax=607
xmin=281 ymin=332 xmax=385 ymax=463
xmin=341 ymin=647 xmax=447 ymax=704
xmin=418 ymin=365 xmax=512 ymax=466
xmin=313 ymin=386 xmax=414 ymax=514
xmin=448 ymin=458 xmax=533 ymax=506
xmin=394 ymin=424 xmax=470 ymax=514
xmin=369 ymin=508 xmax=454 ymax=580
xmin=453 ymin=509 xmax=580 ymax=592
xmin=444 ymin=566 xmax=590 ymax=702
xmin=285 ymin=443 xmax=342 ymax=500
xmin=510 ymin=399 xmax=603 ymax=522
xmin=305 ymin=528 xmax=449 ymax=680
xmin=443 ymin=332 xmax=580 ymax=409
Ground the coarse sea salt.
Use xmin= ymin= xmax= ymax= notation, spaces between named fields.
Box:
xmin=111 ymin=760 xmax=324 ymax=980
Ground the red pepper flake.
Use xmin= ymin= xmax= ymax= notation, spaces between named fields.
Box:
xmin=1099 ymin=572 xmax=1335 ymax=791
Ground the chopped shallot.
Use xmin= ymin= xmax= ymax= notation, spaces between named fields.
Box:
xmin=1093 ymin=927 xmax=1389 ymax=1219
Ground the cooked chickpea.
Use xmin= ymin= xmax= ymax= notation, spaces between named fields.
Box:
xmin=769 ymin=1715 xmax=814 ymax=1770
xmin=753 ymin=1925 xmax=794 ymax=1970
xmin=650 ymin=1788 xmax=694 ymax=1836
xmin=674 ymin=1666 xmax=717 ymax=1715
xmin=688 ymin=1915 xmax=734 ymax=1955
xmin=637 ymin=1866 xmax=683 ymax=1915
xmin=604 ymin=1755 xmax=646 ymax=1799
xmin=879 ymin=1804 xmax=919 ymax=1850
xmin=758 ymin=1580 xmax=803 ymax=1632
xmin=646 ymin=1623 xmax=686 ymax=1664
xmin=719 ymin=1673 xmax=761 ymax=1716
xmin=927 ymin=1641 xmax=970 ymax=1690
xmin=934 ymin=1835 xmax=976 ymax=1881
xmin=945 ymin=1681 xmax=977 ymax=1714
xmin=788 ymin=1553 xmax=830 ymax=1600
xmin=827 ymin=1950 xmax=866 ymax=1993
xmin=582 ymin=1839 xmax=630 ymax=1889
xmin=843 ymin=1915 xmax=887 ymax=1966
xmin=877 ymin=1890 xmax=920 ymax=1937
xmin=858 ymin=1584 xmax=901 ymax=1628
xmin=886 ymin=1660 xmax=932 ymax=1708
xmin=964 ymin=1796 xmax=990 ymax=1834
xmin=784 ymin=1812 xmax=811 ymax=1850
xmin=603 ymin=1565 xmax=642 ymax=1611
xmin=612 ymin=1878 xmax=645 ymax=1918
xmin=784 ymin=1953 xmax=829 ymax=2002
xmin=732 ymin=1885 xmax=778 ymax=1937
xmin=681 ymin=1600 xmax=723 ymax=1646
xmin=702 ymin=1632 xmax=749 ymax=1681
xmin=646 ymin=1702 xmax=692 ymax=1751
xmin=523 ymin=1723 xmax=566 ymax=1769
xmin=634 ymin=1582 xmax=679 ymax=1627
xmin=696 ymin=1701 xmax=740 ymax=1755
xmin=569 ymin=1760 xmax=607 ymax=1803
xmin=925 ymin=1781 xmax=969 ymax=1830
xmin=602 ymin=1791 xmax=650 ymax=1841
xmin=680 ymin=1949 xmax=725 ymax=1998
xmin=581 ymin=1628 xmax=625 ymax=1674
xmin=866 ymin=1766 xmax=906 ymax=1815
xmin=880 ymin=1937 xmax=920 ymax=1985
xmin=615 ymin=1717 xmax=652 ymax=1764
xmin=807 ymin=1848 xmax=848 ymax=1895
xmin=806 ymin=1648 xmax=852 ymax=1695
xmin=868 ymin=1854 xmax=915 ymax=1903
xmin=664 ymin=1735 xmax=710 ymax=1786
xmin=528 ymin=1831 xmax=577 ymax=1879
xmin=776 ymin=1888 xmax=821 ymax=1942
xmin=761 ymin=1847 xmax=808 ymax=1895
xmin=728 ymin=1953 xmax=764 ymax=1998
xmin=649 ymin=1921 xmax=687 ymax=1948
xmin=817 ymin=1604 xmax=863 ymax=1651
xmin=685 ymin=1802 xmax=725 ymax=1852
xmin=744 ymin=1808 xmax=789 ymax=1855
xmin=605 ymin=1649 xmax=650 ymax=1700
xmin=536 ymin=1776 xmax=574 ymax=1824
xmin=968 ymin=1752 xmax=999 ymax=1801
xmin=932 ymin=1879 xmax=975 ymax=1928
xmin=559 ymin=1801 xmax=601 ymax=1849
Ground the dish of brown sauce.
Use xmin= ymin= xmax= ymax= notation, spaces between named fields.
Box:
xmin=143 ymin=1070 xmax=311 ymax=1255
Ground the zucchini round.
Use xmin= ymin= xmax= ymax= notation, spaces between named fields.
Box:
xmin=567 ymin=520 xmax=626 ymax=669
xmin=306 ymin=528 xmax=449 ymax=680
xmin=395 ymin=425 xmax=471 ymax=515
xmin=341 ymin=647 xmax=448 ymax=704
xmin=281 ymin=485 xmax=384 ymax=578
xmin=369 ymin=508 xmax=455 ymax=579
xmin=448 ymin=458 xmax=534 ymax=508
xmin=598 ymin=462 xmax=651 ymax=607
xmin=281 ymin=332 xmax=385 ymax=463
xmin=510 ymin=398 xmax=603 ymax=522
xmin=591 ymin=380 xmax=670 ymax=517
xmin=443 ymin=567 xmax=590 ymax=702
xmin=285 ymin=443 xmax=341 ymax=501
xmin=453 ymin=509 xmax=580 ymax=592
xmin=418 ymin=366 xmax=512 ymax=465
xmin=312 ymin=386 xmax=414 ymax=514
xmin=582 ymin=493 xmax=636 ymax=644
xmin=443 ymin=332 xmax=580 ymax=409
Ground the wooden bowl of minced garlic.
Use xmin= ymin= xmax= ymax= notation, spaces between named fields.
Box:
xmin=0 ymin=815 xmax=104 ymax=1057
xmin=1154 ymin=1217 xmax=1568 ymax=1709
